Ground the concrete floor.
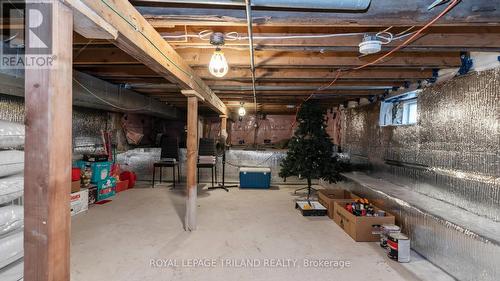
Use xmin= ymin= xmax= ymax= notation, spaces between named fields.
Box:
xmin=71 ymin=182 xmax=454 ymax=281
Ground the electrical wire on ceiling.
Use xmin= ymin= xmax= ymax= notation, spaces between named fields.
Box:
xmin=73 ymin=77 xmax=153 ymax=112
xmin=162 ymin=29 xmax=416 ymax=45
xmin=291 ymin=0 xmax=461 ymax=126
xmin=99 ymin=0 xmax=214 ymax=104
xmin=308 ymin=0 xmax=461 ymax=99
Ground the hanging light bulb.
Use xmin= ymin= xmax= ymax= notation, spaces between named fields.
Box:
xmin=209 ymin=47 xmax=229 ymax=78
xmin=238 ymin=103 xmax=246 ymax=117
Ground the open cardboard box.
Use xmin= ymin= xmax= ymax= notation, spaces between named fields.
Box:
xmin=71 ymin=180 xmax=81 ymax=193
xmin=333 ymin=199 xmax=395 ymax=242
xmin=317 ymin=189 xmax=359 ymax=219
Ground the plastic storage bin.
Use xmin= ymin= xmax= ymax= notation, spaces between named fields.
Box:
xmin=239 ymin=167 xmax=271 ymax=189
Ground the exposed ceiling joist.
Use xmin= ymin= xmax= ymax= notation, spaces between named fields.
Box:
xmin=73 ymin=47 xmax=462 ymax=68
xmin=66 ymin=0 xmax=227 ymax=115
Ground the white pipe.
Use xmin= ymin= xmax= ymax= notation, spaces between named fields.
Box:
xmin=252 ymin=0 xmax=371 ymax=10
xmin=244 ymin=0 xmax=258 ymax=115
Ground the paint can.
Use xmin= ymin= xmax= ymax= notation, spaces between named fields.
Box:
xmin=387 ymin=233 xmax=411 ymax=263
xmin=379 ymin=224 xmax=401 ymax=248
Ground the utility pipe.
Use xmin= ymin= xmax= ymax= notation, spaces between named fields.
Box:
xmin=244 ymin=0 xmax=258 ymax=116
xmin=133 ymin=0 xmax=372 ymax=10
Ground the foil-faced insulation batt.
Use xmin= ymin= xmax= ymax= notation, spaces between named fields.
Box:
xmin=0 ymin=94 xmax=109 ymax=154
xmin=342 ymin=68 xmax=500 ymax=222
xmin=72 ymin=107 xmax=109 ymax=154
xmin=322 ymin=173 xmax=500 ymax=281
xmin=0 ymin=120 xmax=24 ymax=149
xmin=117 ymin=148 xmax=299 ymax=184
xmin=338 ymin=68 xmax=500 ymax=281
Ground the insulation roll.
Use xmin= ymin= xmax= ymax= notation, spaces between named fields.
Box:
xmin=0 ymin=121 xmax=24 ymax=149
xmin=0 ymin=206 xmax=23 ymax=237
xmin=0 ymin=151 xmax=24 ymax=178
xmin=0 ymin=259 xmax=23 ymax=281
xmin=0 ymin=176 xmax=23 ymax=205
xmin=0 ymin=231 xmax=23 ymax=270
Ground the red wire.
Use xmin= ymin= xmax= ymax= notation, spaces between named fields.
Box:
xmin=295 ymin=0 xmax=461 ymax=114
xmin=352 ymin=0 xmax=461 ymax=70
xmin=291 ymin=0 xmax=460 ymax=127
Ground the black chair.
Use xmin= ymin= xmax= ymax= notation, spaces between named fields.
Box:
xmin=152 ymin=136 xmax=181 ymax=188
xmin=197 ymin=138 xmax=217 ymax=188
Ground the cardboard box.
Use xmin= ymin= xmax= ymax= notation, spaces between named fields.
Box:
xmin=317 ymin=189 xmax=359 ymax=219
xmin=71 ymin=180 xmax=81 ymax=193
xmin=96 ymin=177 xmax=116 ymax=202
xmin=70 ymin=189 xmax=89 ymax=216
xmin=333 ymin=199 xmax=395 ymax=242
xmin=295 ymin=200 xmax=327 ymax=216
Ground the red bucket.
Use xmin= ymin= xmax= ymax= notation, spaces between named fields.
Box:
xmin=120 ymin=171 xmax=137 ymax=188
xmin=115 ymin=180 xmax=129 ymax=193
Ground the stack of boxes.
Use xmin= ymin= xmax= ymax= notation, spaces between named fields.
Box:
xmin=73 ymin=156 xmax=117 ymax=212
xmin=70 ymin=166 xmax=88 ymax=217
xmin=317 ymin=189 xmax=396 ymax=242
xmin=88 ymin=161 xmax=116 ymax=202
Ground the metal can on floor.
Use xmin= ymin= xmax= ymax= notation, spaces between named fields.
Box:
xmin=387 ymin=233 xmax=411 ymax=263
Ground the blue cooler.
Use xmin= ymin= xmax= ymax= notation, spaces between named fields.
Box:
xmin=239 ymin=167 xmax=271 ymax=189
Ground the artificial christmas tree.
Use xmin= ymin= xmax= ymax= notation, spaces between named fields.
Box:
xmin=279 ymin=100 xmax=348 ymax=199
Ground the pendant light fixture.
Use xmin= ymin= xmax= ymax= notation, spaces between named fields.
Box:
xmin=209 ymin=32 xmax=229 ymax=78
xmin=238 ymin=102 xmax=246 ymax=117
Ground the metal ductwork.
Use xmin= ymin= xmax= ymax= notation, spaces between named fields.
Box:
xmin=0 ymin=70 xmax=180 ymax=120
xmin=251 ymin=0 xmax=371 ymax=10
xmin=134 ymin=0 xmax=371 ymax=10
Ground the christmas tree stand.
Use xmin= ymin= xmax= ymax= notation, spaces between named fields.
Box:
xmin=294 ymin=186 xmax=318 ymax=197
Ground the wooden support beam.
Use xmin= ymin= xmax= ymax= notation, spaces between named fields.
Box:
xmin=185 ymin=95 xmax=199 ymax=231
xmin=75 ymin=65 xmax=434 ymax=80
xmin=66 ymin=0 xmax=118 ymax=39
xmin=72 ymin=47 xmax=461 ymax=68
xmin=24 ymin=2 xmax=73 ymax=280
xmin=181 ymin=89 xmax=205 ymax=101
xmin=178 ymin=49 xmax=462 ymax=68
xmin=66 ymin=0 xmax=227 ymax=115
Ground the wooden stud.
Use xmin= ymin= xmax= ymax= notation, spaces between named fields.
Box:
xmin=220 ymin=115 xmax=228 ymax=140
xmin=24 ymin=2 xmax=73 ymax=281
xmin=185 ymin=95 xmax=199 ymax=231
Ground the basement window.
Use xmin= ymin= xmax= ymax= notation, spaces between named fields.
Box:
xmin=379 ymin=90 xmax=420 ymax=126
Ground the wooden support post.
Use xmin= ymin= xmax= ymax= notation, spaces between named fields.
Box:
xmin=220 ymin=114 xmax=228 ymax=141
xmin=24 ymin=1 xmax=73 ymax=281
xmin=185 ymin=95 xmax=199 ymax=231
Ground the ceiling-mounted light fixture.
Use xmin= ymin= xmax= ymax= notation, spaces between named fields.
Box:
xmin=209 ymin=32 xmax=229 ymax=78
xmin=359 ymin=34 xmax=382 ymax=55
xmin=238 ymin=102 xmax=246 ymax=117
